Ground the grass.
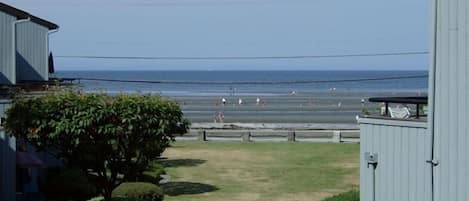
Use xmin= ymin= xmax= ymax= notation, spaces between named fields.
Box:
xmin=322 ymin=190 xmax=359 ymax=201
xmin=159 ymin=141 xmax=359 ymax=201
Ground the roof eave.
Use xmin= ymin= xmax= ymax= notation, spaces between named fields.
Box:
xmin=0 ymin=3 xmax=59 ymax=30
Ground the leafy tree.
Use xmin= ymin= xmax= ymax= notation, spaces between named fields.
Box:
xmin=5 ymin=92 xmax=188 ymax=201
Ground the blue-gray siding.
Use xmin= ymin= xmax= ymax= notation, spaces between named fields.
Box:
xmin=16 ymin=21 xmax=49 ymax=82
xmin=0 ymin=130 xmax=16 ymax=201
xmin=0 ymin=11 xmax=16 ymax=84
xmin=0 ymin=99 xmax=11 ymax=119
xmin=360 ymin=119 xmax=431 ymax=201
xmin=430 ymin=0 xmax=469 ymax=201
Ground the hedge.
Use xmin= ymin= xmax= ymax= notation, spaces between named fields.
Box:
xmin=322 ymin=190 xmax=359 ymax=201
xmin=112 ymin=182 xmax=164 ymax=201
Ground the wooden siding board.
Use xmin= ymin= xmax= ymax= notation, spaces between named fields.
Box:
xmin=0 ymin=11 xmax=15 ymax=84
xmin=360 ymin=124 xmax=371 ymax=201
xmin=431 ymin=0 xmax=469 ymax=200
xmin=409 ymin=127 xmax=417 ymax=201
xmin=16 ymin=21 xmax=48 ymax=82
xmin=360 ymin=121 xmax=429 ymax=201
xmin=456 ymin=0 xmax=466 ymax=199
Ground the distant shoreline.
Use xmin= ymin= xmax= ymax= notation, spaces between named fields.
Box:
xmin=56 ymin=69 xmax=429 ymax=72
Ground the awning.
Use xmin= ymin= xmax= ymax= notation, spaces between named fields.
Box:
xmin=16 ymin=152 xmax=45 ymax=168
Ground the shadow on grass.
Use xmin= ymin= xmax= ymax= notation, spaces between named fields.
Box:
xmin=162 ymin=182 xmax=219 ymax=196
xmin=159 ymin=159 xmax=206 ymax=168
xmin=138 ymin=173 xmax=162 ymax=185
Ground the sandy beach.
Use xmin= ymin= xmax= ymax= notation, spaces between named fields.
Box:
xmin=171 ymin=91 xmax=425 ymax=124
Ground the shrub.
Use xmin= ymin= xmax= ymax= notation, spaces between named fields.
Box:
xmin=149 ymin=163 xmax=166 ymax=180
xmin=137 ymin=163 xmax=166 ymax=185
xmin=87 ymin=197 xmax=105 ymax=201
xmin=43 ymin=168 xmax=97 ymax=201
xmin=88 ymin=196 xmax=142 ymax=201
xmin=322 ymin=190 xmax=359 ymax=201
xmin=5 ymin=92 xmax=188 ymax=201
xmin=113 ymin=182 xmax=164 ymax=201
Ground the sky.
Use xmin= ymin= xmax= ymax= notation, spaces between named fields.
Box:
xmin=5 ymin=0 xmax=430 ymax=71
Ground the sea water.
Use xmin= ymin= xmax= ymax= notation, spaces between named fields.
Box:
xmin=56 ymin=70 xmax=428 ymax=96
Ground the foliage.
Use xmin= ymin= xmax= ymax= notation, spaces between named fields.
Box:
xmin=42 ymin=168 xmax=97 ymax=201
xmin=150 ymin=163 xmax=166 ymax=178
xmin=87 ymin=197 xmax=106 ymax=201
xmin=5 ymin=91 xmax=188 ymax=201
xmin=88 ymin=196 xmax=142 ymax=201
xmin=113 ymin=182 xmax=164 ymax=201
xmin=361 ymin=108 xmax=371 ymax=115
xmin=321 ymin=190 xmax=359 ymax=201
xmin=136 ymin=163 xmax=166 ymax=185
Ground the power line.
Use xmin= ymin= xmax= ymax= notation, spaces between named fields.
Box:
xmin=67 ymin=74 xmax=428 ymax=85
xmin=56 ymin=51 xmax=429 ymax=61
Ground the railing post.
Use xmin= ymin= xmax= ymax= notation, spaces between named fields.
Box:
xmin=416 ymin=103 xmax=420 ymax=119
xmin=287 ymin=131 xmax=296 ymax=142
xmin=242 ymin=131 xmax=251 ymax=142
xmin=332 ymin=130 xmax=342 ymax=143
xmin=198 ymin=130 xmax=207 ymax=141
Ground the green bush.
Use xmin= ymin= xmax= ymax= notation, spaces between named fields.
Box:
xmin=6 ymin=91 xmax=188 ymax=201
xmin=113 ymin=182 xmax=164 ymax=201
xmin=322 ymin=190 xmax=359 ymax=201
xmin=88 ymin=196 xmax=142 ymax=201
xmin=43 ymin=168 xmax=97 ymax=201
xmin=137 ymin=163 xmax=166 ymax=185
xmin=149 ymin=163 xmax=166 ymax=180
xmin=87 ymin=197 xmax=105 ymax=201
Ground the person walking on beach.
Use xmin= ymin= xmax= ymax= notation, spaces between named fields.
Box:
xmin=222 ymin=98 xmax=226 ymax=106
xmin=219 ymin=112 xmax=224 ymax=123
xmin=213 ymin=112 xmax=218 ymax=123
xmin=238 ymin=98 xmax=243 ymax=105
xmin=213 ymin=111 xmax=225 ymax=123
xmin=218 ymin=111 xmax=225 ymax=123
xmin=256 ymin=97 xmax=260 ymax=105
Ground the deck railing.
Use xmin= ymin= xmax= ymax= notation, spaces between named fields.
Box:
xmin=367 ymin=96 xmax=428 ymax=120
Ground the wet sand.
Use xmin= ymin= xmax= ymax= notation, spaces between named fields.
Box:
xmin=170 ymin=91 xmax=425 ymax=124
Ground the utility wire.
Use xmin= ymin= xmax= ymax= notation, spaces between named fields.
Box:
xmin=67 ymin=74 xmax=428 ymax=85
xmin=56 ymin=51 xmax=429 ymax=61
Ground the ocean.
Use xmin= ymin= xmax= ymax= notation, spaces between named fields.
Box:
xmin=56 ymin=70 xmax=428 ymax=96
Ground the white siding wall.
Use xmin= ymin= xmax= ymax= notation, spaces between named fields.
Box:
xmin=0 ymin=11 xmax=16 ymax=84
xmin=360 ymin=119 xmax=431 ymax=201
xmin=16 ymin=21 xmax=49 ymax=82
xmin=430 ymin=0 xmax=469 ymax=201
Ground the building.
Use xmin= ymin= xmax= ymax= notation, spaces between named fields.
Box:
xmin=0 ymin=3 xmax=59 ymax=201
xmin=359 ymin=0 xmax=469 ymax=201
xmin=0 ymin=2 xmax=58 ymax=85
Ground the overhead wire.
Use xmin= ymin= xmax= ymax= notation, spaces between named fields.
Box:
xmin=57 ymin=51 xmax=429 ymax=85
xmin=56 ymin=51 xmax=429 ymax=61
xmin=64 ymin=74 xmax=428 ymax=85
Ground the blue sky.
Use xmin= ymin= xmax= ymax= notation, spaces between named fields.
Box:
xmin=5 ymin=0 xmax=430 ymax=71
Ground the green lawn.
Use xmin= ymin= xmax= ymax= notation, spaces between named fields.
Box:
xmin=160 ymin=141 xmax=359 ymax=201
